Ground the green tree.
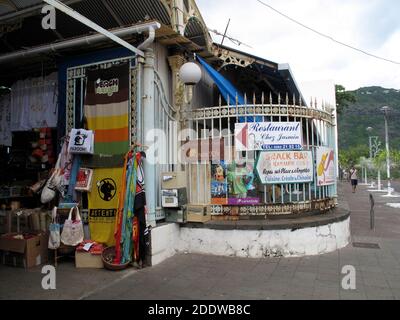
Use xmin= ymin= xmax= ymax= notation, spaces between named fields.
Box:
xmin=335 ymin=84 xmax=356 ymax=114
xmin=372 ymin=149 xmax=400 ymax=179
xmin=339 ymin=145 xmax=369 ymax=169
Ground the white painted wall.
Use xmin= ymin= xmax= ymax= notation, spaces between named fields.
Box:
xmin=153 ymin=41 xmax=172 ymax=103
xmin=150 ymin=217 xmax=350 ymax=265
xmin=151 ymin=223 xmax=180 ymax=266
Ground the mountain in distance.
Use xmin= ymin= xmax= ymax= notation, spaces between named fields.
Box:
xmin=338 ymin=86 xmax=400 ymax=151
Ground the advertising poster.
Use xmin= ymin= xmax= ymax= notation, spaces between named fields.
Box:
xmin=256 ymin=151 xmax=314 ymax=184
xmin=316 ymin=147 xmax=335 ymax=186
xmin=211 ymin=161 xmax=260 ymax=205
xmin=211 ymin=161 xmax=228 ymax=205
xmin=235 ymin=122 xmax=302 ymax=151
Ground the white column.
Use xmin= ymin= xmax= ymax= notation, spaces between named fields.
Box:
xmin=384 ymin=111 xmax=391 ymax=193
xmin=377 ymin=170 xmax=382 ymax=191
xmin=143 ymin=48 xmax=157 ymax=227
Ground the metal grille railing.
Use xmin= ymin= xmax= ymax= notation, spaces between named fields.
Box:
xmin=183 ymin=93 xmax=337 ymax=215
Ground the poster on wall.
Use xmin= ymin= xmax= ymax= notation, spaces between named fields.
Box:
xmin=256 ymin=151 xmax=314 ymax=184
xmin=235 ymin=122 xmax=302 ymax=151
xmin=211 ymin=161 xmax=228 ymax=205
xmin=316 ymin=147 xmax=335 ymax=186
xmin=211 ymin=161 xmax=260 ymax=205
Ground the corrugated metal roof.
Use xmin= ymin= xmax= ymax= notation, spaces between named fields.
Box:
xmin=11 ymin=0 xmax=42 ymax=9
xmin=0 ymin=0 xmax=171 ymax=26
xmin=106 ymin=0 xmax=170 ymax=26
xmin=184 ymin=17 xmax=208 ymax=47
xmin=72 ymin=0 xmax=119 ymax=29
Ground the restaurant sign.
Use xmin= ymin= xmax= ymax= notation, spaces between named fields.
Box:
xmin=316 ymin=147 xmax=335 ymax=186
xmin=256 ymin=151 xmax=314 ymax=184
xmin=235 ymin=122 xmax=302 ymax=151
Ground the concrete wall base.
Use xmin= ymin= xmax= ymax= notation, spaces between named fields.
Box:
xmin=150 ymin=217 xmax=350 ymax=265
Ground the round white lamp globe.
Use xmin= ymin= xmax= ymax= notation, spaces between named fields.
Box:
xmin=179 ymin=62 xmax=202 ymax=85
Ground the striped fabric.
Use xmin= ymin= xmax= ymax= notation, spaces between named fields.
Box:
xmin=84 ymin=63 xmax=130 ymax=156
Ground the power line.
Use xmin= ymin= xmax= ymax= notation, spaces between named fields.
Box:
xmin=256 ymin=0 xmax=400 ymax=65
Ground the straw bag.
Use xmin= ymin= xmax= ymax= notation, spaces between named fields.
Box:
xmin=61 ymin=206 xmax=84 ymax=246
xmin=48 ymin=207 xmax=61 ymax=249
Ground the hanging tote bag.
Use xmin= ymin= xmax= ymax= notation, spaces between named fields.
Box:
xmin=61 ymin=206 xmax=84 ymax=246
xmin=68 ymin=129 xmax=94 ymax=155
xmin=41 ymin=154 xmax=64 ymax=203
xmin=48 ymin=206 xmax=61 ymax=249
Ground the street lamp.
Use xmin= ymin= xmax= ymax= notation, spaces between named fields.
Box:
xmin=179 ymin=61 xmax=202 ymax=105
xmin=381 ymin=106 xmax=392 ymax=196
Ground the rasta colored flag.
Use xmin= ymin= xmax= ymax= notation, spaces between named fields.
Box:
xmin=84 ymin=63 xmax=130 ymax=156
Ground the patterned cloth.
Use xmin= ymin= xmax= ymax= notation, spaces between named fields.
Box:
xmin=87 ymin=167 xmax=123 ymax=246
xmin=114 ymin=151 xmax=146 ymax=264
xmin=10 ymin=73 xmax=58 ymax=131
xmin=76 ymin=240 xmax=104 ymax=255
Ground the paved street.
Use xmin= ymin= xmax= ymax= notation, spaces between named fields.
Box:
xmin=1 ymin=181 xmax=400 ymax=300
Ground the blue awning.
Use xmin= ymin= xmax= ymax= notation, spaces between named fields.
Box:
xmin=196 ymin=55 xmax=261 ymax=122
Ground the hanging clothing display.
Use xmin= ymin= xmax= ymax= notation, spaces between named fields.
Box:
xmin=0 ymin=93 xmax=11 ymax=146
xmin=10 ymin=72 xmax=58 ymax=131
xmin=84 ymin=63 xmax=130 ymax=157
xmin=114 ymin=150 xmax=146 ymax=265
xmin=88 ymin=167 xmax=123 ymax=247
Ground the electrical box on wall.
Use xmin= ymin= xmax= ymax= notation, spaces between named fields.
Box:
xmin=161 ymin=188 xmax=187 ymax=208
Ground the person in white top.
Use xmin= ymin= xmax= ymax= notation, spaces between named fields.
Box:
xmin=349 ymin=165 xmax=358 ymax=193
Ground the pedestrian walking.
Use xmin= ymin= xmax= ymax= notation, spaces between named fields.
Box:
xmin=349 ymin=165 xmax=358 ymax=193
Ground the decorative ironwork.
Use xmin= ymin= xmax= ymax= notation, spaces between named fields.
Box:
xmin=188 ymin=103 xmax=333 ymax=124
xmin=208 ymin=200 xmax=334 ymax=217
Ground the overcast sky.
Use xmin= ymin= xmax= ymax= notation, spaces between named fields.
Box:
xmin=196 ymin=0 xmax=400 ymax=91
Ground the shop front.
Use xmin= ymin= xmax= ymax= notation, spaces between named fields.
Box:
xmin=0 ymin=0 xmax=349 ymax=270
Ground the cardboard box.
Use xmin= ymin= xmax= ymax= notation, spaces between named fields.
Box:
xmin=0 ymin=251 xmax=25 ymax=268
xmin=0 ymin=232 xmax=48 ymax=268
xmin=75 ymin=251 xmax=103 ymax=269
xmin=186 ymin=205 xmax=211 ymax=223
xmin=187 ymin=213 xmax=211 ymax=223
xmin=161 ymin=171 xmax=187 ymax=189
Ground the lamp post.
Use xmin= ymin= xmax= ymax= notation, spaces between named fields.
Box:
xmin=179 ymin=61 xmax=202 ymax=106
xmin=381 ymin=106 xmax=392 ymax=196
xmin=364 ymin=127 xmax=373 ymax=185
xmin=366 ymin=127 xmax=373 ymax=159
